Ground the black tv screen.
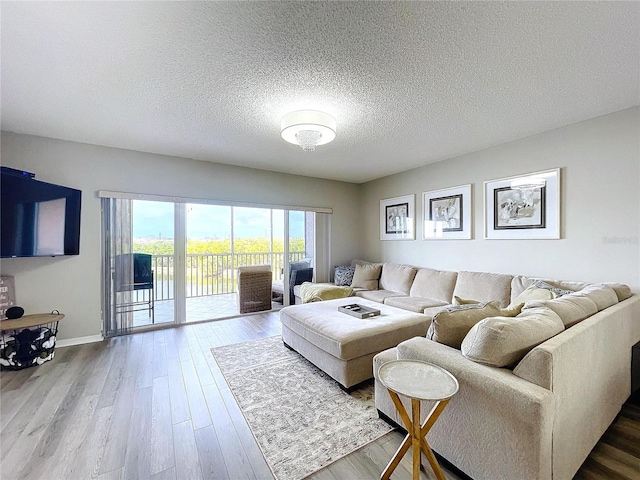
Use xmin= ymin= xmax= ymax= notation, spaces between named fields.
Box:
xmin=1 ymin=169 xmax=82 ymax=258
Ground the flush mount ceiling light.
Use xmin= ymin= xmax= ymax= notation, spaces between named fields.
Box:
xmin=510 ymin=176 xmax=546 ymax=190
xmin=281 ymin=110 xmax=336 ymax=152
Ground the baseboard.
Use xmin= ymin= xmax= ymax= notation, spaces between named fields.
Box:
xmin=57 ymin=334 xmax=104 ymax=348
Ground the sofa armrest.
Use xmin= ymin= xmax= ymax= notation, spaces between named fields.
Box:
xmin=395 ymin=337 xmax=553 ymax=425
xmin=512 ymin=295 xmax=640 ymax=480
xmin=375 ymin=337 xmax=554 ymax=480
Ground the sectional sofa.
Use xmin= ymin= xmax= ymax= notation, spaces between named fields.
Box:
xmin=284 ymin=261 xmax=639 ymax=480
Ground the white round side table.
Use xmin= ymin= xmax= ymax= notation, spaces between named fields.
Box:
xmin=377 ymin=359 xmax=459 ymax=480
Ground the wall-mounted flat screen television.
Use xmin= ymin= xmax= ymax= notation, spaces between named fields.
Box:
xmin=1 ymin=168 xmax=82 ymax=258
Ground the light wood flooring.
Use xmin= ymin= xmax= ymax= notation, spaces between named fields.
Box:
xmin=1 ymin=312 xmax=639 ymax=480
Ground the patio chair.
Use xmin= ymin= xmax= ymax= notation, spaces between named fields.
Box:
xmin=237 ymin=265 xmax=273 ymax=314
xmin=272 ymin=260 xmax=313 ymax=305
xmin=114 ymin=253 xmax=155 ymax=322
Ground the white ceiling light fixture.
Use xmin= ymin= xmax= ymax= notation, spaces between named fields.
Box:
xmin=281 ymin=110 xmax=336 ymax=152
xmin=510 ymin=176 xmax=546 ymax=190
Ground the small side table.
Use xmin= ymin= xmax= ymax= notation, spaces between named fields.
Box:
xmin=377 ymin=360 xmax=459 ymax=480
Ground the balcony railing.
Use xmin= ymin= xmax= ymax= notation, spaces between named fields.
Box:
xmin=147 ymin=251 xmax=306 ymax=301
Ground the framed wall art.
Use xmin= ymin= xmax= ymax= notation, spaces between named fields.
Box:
xmin=423 ymin=184 xmax=472 ymax=240
xmin=380 ymin=194 xmax=415 ymax=240
xmin=484 ymin=168 xmax=560 ymax=239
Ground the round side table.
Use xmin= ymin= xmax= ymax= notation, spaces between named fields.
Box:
xmin=377 ymin=359 xmax=459 ymax=480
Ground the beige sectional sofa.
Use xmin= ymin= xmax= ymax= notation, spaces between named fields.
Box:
xmin=287 ymin=261 xmax=639 ymax=480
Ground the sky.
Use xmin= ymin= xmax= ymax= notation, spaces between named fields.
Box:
xmin=132 ymin=201 xmax=305 ymax=239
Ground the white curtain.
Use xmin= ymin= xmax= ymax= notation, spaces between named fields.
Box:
xmin=102 ymin=197 xmax=134 ymax=337
xmin=314 ymin=212 xmax=332 ymax=283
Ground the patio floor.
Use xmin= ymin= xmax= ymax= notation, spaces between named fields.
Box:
xmin=133 ymin=293 xmax=284 ymax=327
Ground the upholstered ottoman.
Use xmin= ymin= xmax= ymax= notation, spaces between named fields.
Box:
xmin=280 ymin=297 xmax=431 ymax=390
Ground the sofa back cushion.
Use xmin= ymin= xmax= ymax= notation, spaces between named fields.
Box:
xmin=453 ymin=271 xmax=513 ymax=307
xmin=605 ymin=283 xmax=632 ymax=302
xmin=461 ymin=307 xmax=564 ymax=368
xmin=524 ymin=294 xmax=598 ymax=328
xmin=426 ymin=301 xmax=523 ymax=349
xmin=573 ymin=284 xmax=619 ymax=311
xmin=351 ymin=263 xmax=382 ymax=290
xmin=379 ymin=263 xmax=417 ymax=294
xmin=409 ymin=268 xmax=458 ymax=303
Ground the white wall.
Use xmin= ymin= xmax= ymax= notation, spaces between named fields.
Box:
xmin=360 ymin=107 xmax=640 ymax=291
xmin=0 ymin=133 xmax=362 ymax=341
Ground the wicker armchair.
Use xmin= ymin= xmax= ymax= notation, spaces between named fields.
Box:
xmin=237 ymin=265 xmax=273 ymax=314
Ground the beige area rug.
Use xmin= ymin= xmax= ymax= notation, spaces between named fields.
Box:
xmin=211 ymin=335 xmax=393 ymax=480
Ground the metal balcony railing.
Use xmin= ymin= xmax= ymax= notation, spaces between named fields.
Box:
xmin=147 ymin=251 xmax=306 ymax=301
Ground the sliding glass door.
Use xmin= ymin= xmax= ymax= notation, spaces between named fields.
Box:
xmin=102 ymin=198 xmax=178 ymax=336
xmin=185 ymin=204 xmax=233 ymax=323
xmin=102 ymin=194 xmax=329 ymax=335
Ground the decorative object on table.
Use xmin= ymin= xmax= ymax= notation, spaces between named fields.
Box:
xmin=211 ymin=336 xmax=392 ymax=480
xmin=0 ymin=275 xmax=16 ymax=320
xmin=5 ymin=306 xmax=24 ymax=319
xmin=338 ymin=303 xmax=380 ymax=319
xmin=377 ymin=359 xmax=459 ymax=480
xmin=380 ymin=194 xmax=415 ymax=240
xmin=0 ymin=312 xmax=64 ymax=370
xmin=484 ymin=168 xmax=560 ymax=239
xmin=423 ymin=184 xmax=472 ymax=240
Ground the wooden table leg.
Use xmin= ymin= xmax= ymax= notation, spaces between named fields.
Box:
xmin=419 ymin=398 xmax=450 ymax=480
xmin=412 ymin=398 xmax=421 ymax=480
xmin=380 ymin=392 xmax=451 ymax=480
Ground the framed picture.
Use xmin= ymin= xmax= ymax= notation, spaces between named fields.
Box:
xmin=380 ymin=194 xmax=415 ymax=240
xmin=484 ymin=168 xmax=560 ymax=239
xmin=423 ymin=184 xmax=472 ymax=240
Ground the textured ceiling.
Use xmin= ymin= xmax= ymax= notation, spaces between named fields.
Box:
xmin=1 ymin=1 xmax=639 ymax=183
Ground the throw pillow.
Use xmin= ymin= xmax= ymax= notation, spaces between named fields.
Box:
xmin=379 ymin=263 xmax=417 ymax=294
xmin=351 ymin=263 xmax=382 ymax=290
xmin=453 ymin=296 xmax=480 ymax=305
xmin=426 ymin=301 xmax=523 ymax=349
xmin=461 ymin=307 xmax=564 ymax=368
xmin=532 ymin=279 xmax=574 ymax=297
xmin=509 ymin=285 xmax=557 ymax=308
xmin=334 ymin=265 xmax=355 ymax=286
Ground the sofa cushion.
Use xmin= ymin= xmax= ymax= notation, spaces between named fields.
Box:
xmin=573 ymin=284 xmax=619 ymax=311
xmin=453 ymin=271 xmax=513 ymax=307
xmin=461 ymin=307 xmax=564 ymax=368
xmin=334 ymin=265 xmax=355 ymax=286
xmin=384 ymin=295 xmax=449 ymax=314
xmin=524 ymin=294 xmax=598 ymax=328
xmin=355 ymin=289 xmax=406 ymax=303
xmin=426 ymin=301 xmax=523 ymax=349
xmin=379 ymin=263 xmax=417 ymax=294
xmin=409 ymin=268 xmax=458 ymax=304
xmin=605 ymin=283 xmax=632 ymax=302
xmin=351 ymin=263 xmax=382 ymax=290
